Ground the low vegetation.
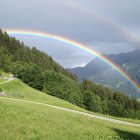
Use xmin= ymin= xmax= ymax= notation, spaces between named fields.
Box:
xmin=0 ymin=79 xmax=6 ymax=83
xmin=0 ymin=78 xmax=140 ymax=124
xmin=0 ymin=98 xmax=140 ymax=140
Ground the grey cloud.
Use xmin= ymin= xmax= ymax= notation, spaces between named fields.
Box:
xmin=0 ymin=0 xmax=140 ymax=67
xmin=87 ymin=41 xmax=137 ymax=55
xmin=0 ymin=0 xmax=130 ymax=42
xmin=13 ymin=35 xmax=94 ymax=68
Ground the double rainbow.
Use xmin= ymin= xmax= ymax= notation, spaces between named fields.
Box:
xmin=5 ymin=29 xmax=140 ymax=93
xmin=64 ymin=0 xmax=140 ymax=47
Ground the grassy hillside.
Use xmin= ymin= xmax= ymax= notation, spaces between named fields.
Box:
xmin=0 ymin=79 xmax=6 ymax=83
xmin=0 ymin=98 xmax=140 ymax=140
xmin=0 ymin=70 xmax=10 ymax=77
xmin=0 ymin=77 xmax=140 ymax=139
xmin=0 ymin=71 xmax=11 ymax=77
xmin=0 ymin=72 xmax=9 ymax=83
xmin=0 ymin=78 xmax=140 ymax=124
xmin=0 ymin=78 xmax=84 ymax=111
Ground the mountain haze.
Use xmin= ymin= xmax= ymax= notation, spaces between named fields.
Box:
xmin=68 ymin=50 xmax=140 ymax=98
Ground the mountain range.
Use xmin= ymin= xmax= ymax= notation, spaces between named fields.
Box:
xmin=68 ymin=49 xmax=140 ymax=98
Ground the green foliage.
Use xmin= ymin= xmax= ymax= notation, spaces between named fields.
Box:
xmin=0 ymin=46 xmax=12 ymax=72
xmin=0 ymin=29 xmax=76 ymax=80
xmin=83 ymin=91 xmax=102 ymax=113
xmin=12 ymin=62 xmax=44 ymax=90
xmin=81 ymin=80 xmax=140 ymax=119
xmin=43 ymin=71 xmax=83 ymax=106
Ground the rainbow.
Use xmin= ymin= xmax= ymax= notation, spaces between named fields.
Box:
xmin=4 ymin=29 xmax=140 ymax=93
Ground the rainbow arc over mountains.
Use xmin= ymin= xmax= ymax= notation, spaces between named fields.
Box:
xmin=4 ymin=29 xmax=140 ymax=93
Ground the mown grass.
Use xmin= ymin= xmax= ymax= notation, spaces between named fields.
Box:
xmin=0 ymin=71 xmax=10 ymax=83
xmin=0 ymin=98 xmax=140 ymax=140
xmin=0 ymin=71 xmax=11 ymax=78
xmin=0 ymin=78 xmax=140 ymax=125
xmin=0 ymin=78 xmax=6 ymax=83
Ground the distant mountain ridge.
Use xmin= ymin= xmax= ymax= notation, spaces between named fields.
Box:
xmin=68 ymin=49 xmax=140 ymax=98
xmin=106 ymin=49 xmax=140 ymax=65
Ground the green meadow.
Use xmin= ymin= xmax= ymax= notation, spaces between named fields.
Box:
xmin=0 ymin=72 xmax=11 ymax=83
xmin=0 ymin=78 xmax=140 ymax=139
xmin=0 ymin=98 xmax=140 ymax=140
xmin=0 ymin=78 xmax=140 ymax=124
xmin=0 ymin=79 xmax=6 ymax=83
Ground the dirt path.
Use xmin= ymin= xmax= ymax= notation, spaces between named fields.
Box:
xmin=0 ymin=96 xmax=140 ymax=128
xmin=0 ymin=78 xmax=14 ymax=85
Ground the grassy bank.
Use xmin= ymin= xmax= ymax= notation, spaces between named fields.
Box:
xmin=0 ymin=78 xmax=140 ymax=125
xmin=0 ymin=98 xmax=140 ymax=140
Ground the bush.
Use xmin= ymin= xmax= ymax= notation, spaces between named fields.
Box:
xmin=0 ymin=88 xmax=2 ymax=92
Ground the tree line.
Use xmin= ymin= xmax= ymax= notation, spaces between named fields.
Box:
xmin=0 ymin=29 xmax=76 ymax=80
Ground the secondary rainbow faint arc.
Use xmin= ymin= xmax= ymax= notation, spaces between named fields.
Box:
xmin=5 ymin=29 xmax=140 ymax=93
xmin=63 ymin=1 xmax=140 ymax=46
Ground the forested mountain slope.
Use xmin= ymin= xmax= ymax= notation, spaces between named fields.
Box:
xmin=0 ymin=29 xmax=76 ymax=80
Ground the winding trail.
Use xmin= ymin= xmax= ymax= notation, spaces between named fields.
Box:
xmin=0 ymin=96 xmax=140 ymax=128
xmin=0 ymin=78 xmax=14 ymax=85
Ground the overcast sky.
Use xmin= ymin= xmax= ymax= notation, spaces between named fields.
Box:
xmin=1 ymin=0 xmax=140 ymax=67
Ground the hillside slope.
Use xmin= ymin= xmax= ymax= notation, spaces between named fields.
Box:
xmin=0 ymin=75 xmax=140 ymax=139
xmin=0 ymin=78 xmax=83 ymax=111
xmin=0 ymin=97 xmax=140 ymax=140
xmin=0 ymin=77 xmax=140 ymax=123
